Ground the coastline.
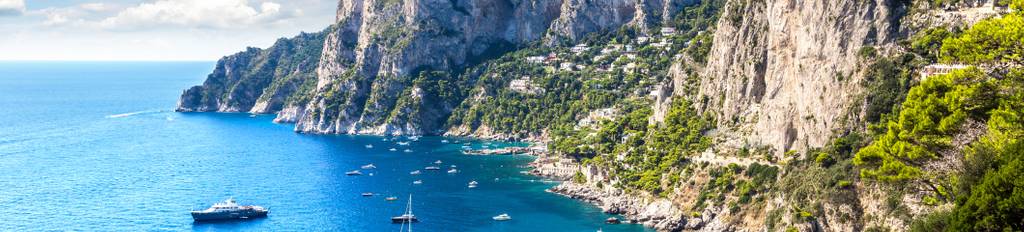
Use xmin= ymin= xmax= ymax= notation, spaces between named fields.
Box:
xmin=527 ymin=154 xmax=697 ymax=231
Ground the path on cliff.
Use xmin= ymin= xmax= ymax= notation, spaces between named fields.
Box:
xmin=691 ymin=149 xmax=780 ymax=168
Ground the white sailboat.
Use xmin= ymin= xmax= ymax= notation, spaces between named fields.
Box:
xmin=393 ymin=194 xmax=418 ymax=231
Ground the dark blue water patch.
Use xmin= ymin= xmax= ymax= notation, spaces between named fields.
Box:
xmin=0 ymin=61 xmax=651 ymax=231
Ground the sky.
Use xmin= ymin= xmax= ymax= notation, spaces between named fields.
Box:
xmin=0 ymin=0 xmax=338 ymax=61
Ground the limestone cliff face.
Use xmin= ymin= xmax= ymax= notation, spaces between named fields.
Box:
xmin=290 ymin=0 xmax=692 ymax=135
xmin=176 ymin=30 xmax=328 ymax=114
xmin=691 ymin=0 xmax=900 ymax=154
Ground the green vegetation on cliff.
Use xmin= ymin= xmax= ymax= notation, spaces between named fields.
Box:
xmin=855 ymin=3 xmax=1024 ymax=230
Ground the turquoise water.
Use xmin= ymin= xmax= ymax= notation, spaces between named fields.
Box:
xmin=0 ymin=62 xmax=650 ymax=231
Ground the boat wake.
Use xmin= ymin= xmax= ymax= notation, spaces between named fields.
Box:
xmin=106 ymin=110 xmax=168 ymax=119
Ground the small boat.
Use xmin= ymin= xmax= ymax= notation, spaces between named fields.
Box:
xmin=492 ymin=213 xmax=511 ymax=221
xmin=248 ymin=114 xmax=257 ymax=118
xmin=424 ymin=166 xmax=440 ymax=170
xmin=191 ymin=198 xmax=268 ymax=221
xmin=397 ymin=141 xmax=410 ymax=146
xmin=468 ymin=180 xmax=478 ymax=188
xmin=345 ymin=170 xmax=362 ymax=176
xmin=433 ymin=160 xmax=443 ymax=164
xmin=386 ymin=196 xmax=398 ymax=201
xmin=441 ymin=140 xmax=449 ymax=143
xmin=389 ymin=148 xmax=398 ymax=152
xmin=410 ymin=170 xmax=421 ymax=175
xmin=362 ymin=192 xmax=374 ymax=197
xmin=450 ymin=165 xmax=457 ymax=168
xmin=606 ymin=217 xmax=620 ymax=224
xmin=403 ymin=149 xmax=413 ymax=153
xmin=361 ymin=164 xmax=376 ymax=169
xmin=391 ymin=195 xmax=418 ymax=224
xmin=447 ymin=169 xmax=458 ymax=174
xmin=413 ymin=180 xmax=423 ymax=185
xmin=365 ymin=144 xmax=373 ymax=148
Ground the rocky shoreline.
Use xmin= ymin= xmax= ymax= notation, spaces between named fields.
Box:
xmin=526 ymin=155 xmax=719 ymax=232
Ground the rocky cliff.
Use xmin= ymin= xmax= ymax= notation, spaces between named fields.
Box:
xmin=292 ymin=0 xmax=699 ymax=135
xmin=692 ymin=0 xmax=900 ymax=156
xmin=176 ymin=29 xmax=328 ymax=114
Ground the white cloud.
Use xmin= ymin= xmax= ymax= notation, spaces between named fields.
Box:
xmin=79 ymin=3 xmax=111 ymax=12
xmin=0 ymin=0 xmax=25 ymax=16
xmin=98 ymin=0 xmax=297 ymax=30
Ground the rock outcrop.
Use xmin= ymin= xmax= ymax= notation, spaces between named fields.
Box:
xmin=176 ymin=29 xmax=328 ymax=114
xmin=691 ymin=0 xmax=901 ymax=155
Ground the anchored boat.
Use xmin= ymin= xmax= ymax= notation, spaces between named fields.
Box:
xmin=391 ymin=195 xmax=419 ymax=223
xmin=191 ymin=198 xmax=268 ymax=221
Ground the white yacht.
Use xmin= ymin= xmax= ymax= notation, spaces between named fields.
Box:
xmin=492 ymin=213 xmax=511 ymax=221
xmin=190 ymin=198 xmax=268 ymax=221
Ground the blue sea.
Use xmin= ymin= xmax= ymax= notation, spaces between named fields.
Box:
xmin=0 ymin=62 xmax=650 ymax=232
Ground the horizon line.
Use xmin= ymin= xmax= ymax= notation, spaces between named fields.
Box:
xmin=0 ymin=59 xmax=218 ymax=62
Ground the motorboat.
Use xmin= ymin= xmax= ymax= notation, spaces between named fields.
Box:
xmin=447 ymin=169 xmax=458 ymax=174
xmin=361 ymin=164 xmax=376 ymax=169
xmin=404 ymin=149 xmax=413 ymax=153
xmin=345 ymin=170 xmax=362 ymax=176
xmin=362 ymin=192 xmax=374 ymax=197
xmin=433 ymin=160 xmax=443 ymax=164
xmin=389 ymin=148 xmax=398 ymax=152
xmin=413 ymin=180 xmax=423 ymax=185
xmin=365 ymin=144 xmax=373 ymax=148
xmin=492 ymin=213 xmax=511 ymax=221
xmin=386 ymin=196 xmax=398 ymax=201
xmin=424 ymin=166 xmax=440 ymax=170
xmin=410 ymin=170 xmax=421 ymax=175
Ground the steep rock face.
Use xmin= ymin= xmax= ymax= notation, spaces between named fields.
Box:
xmin=291 ymin=0 xmax=693 ymax=135
xmin=176 ymin=30 xmax=328 ymax=114
xmin=693 ymin=0 xmax=899 ymax=154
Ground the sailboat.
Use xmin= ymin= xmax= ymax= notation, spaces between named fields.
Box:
xmin=392 ymin=194 xmax=419 ymax=224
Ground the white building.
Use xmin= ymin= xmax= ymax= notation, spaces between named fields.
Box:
xmin=661 ymin=27 xmax=677 ymax=36
xmin=509 ymin=76 xmax=543 ymax=94
xmin=560 ymin=62 xmax=576 ymax=71
xmin=919 ymin=64 xmax=970 ymax=80
xmin=526 ymin=56 xmax=546 ymax=64
xmin=637 ymin=36 xmax=651 ymax=44
xmin=601 ymin=44 xmax=624 ymax=54
xmin=571 ymin=44 xmax=590 ymax=54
